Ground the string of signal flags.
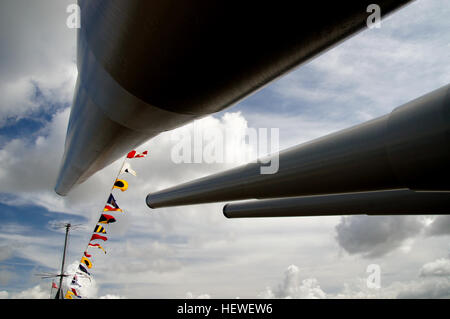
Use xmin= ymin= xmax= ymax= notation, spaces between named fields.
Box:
xmin=64 ymin=150 xmax=148 ymax=299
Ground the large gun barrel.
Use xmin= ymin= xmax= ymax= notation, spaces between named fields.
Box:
xmin=222 ymin=190 xmax=450 ymax=218
xmin=55 ymin=0 xmax=410 ymax=195
xmin=146 ymin=83 xmax=450 ymax=208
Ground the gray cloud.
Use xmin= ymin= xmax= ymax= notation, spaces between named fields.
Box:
xmin=334 ymin=213 xmax=450 ymax=259
xmin=426 ymin=216 xmax=450 ymax=237
xmin=335 ymin=216 xmax=426 ymax=258
xmin=396 ymin=278 xmax=450 ymax=299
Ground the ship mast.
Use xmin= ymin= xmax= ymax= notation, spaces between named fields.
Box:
xmin=54 ymin=223 xmax=71 ymax=299
xmin=35 ymin=222 xmax=83 ymax=299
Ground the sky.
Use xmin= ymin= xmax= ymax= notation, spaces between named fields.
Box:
xmin=0 ymin=0 xmax=450 ymax=299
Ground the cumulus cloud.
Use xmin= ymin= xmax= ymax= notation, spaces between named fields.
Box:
xmin=0 ymin=108 xmax=70 ymax=209
xmin=420 ymin=258 xmax=450 ymax=278
xmin=261 ymin=262 xmax=450 ymax=299
xmin=334 ymin=213 xmax=450 ymax=259
xmin=4 ymin=284 xmax=50 ymax=299
xmin=335 ymin=216 xmax=426 ymax=258
xmin=259 ymin=265 xmax=327 ymax=299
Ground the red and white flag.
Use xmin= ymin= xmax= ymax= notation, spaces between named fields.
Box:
xmin=127 ymin=150 xmax=148 ymax=159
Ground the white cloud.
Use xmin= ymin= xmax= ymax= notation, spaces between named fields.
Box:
xmin=259 ymin=265 xmax=327 ymax=299
xmin=0 ymin=107 xmax=70 ymax=210
xmin=420 ymin=258 xmax=450 ymax=278
xmin=261 ymin=261 xmax=450 ymax=299
xmin=8 ymin=284 xmax=50 ymax=299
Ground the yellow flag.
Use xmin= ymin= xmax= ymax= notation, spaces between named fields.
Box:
xmin=65 ymin=290 xmax=74 ymax=299
xmin=81 ymin=256 xmax=92 ymax=269
xmin=113 ymin=179 xmax=128 ymax=192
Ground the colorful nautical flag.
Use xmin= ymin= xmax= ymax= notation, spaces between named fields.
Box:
xmin=71 ymin=275 xmax=81 ymax=287
xmin=65 ymin=290 xmax=75 ymax=299
xmin=98 ymin=214 xmax=116 ymax=224
xmin=81 ymin=256 xmax=92 ymax=269
xmin=103 ymin=194 xmax=122 ymax=212
xmin=52 ymin=282 xmax=58 ymax=289
xmin=79 ymin=264 xmax=91 ymax=276
xmin=90 ymin=234 xmax=108 ymax=242
xmin=113 ymin=179 xmax=128 ymax=192
xmin=67 ymin=149 xmax=148 ymax=300
xmin=94 ymin=225 xmax=107 ymax=234
xmin=71 ymin=288 xmax=80 ymax=297
xmin=65 ymin=289 xmax=81 ymax=299
xmin=120 ymin=162 xmax=137 ymax=176
xmin=127 ymin=150 xmax=148 ymax=158
xmin=103 ymin=205 xmax=122 ymax=212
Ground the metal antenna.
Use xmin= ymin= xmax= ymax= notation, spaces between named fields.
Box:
xmin=54 ymin=223 xmax=71 ymax=299
xmin=36 ymin=222 xmax=84 ymax=299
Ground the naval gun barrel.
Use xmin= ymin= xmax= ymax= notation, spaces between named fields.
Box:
xmin=222 ymin=190 xmax=450 ymax=218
